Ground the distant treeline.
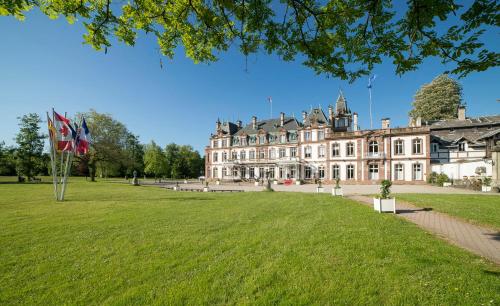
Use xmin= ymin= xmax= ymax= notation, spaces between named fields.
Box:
xmin=0 ymin=110 xmax=204 ymax=181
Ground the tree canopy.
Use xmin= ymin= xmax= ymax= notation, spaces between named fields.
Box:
xmin=15 ymin=113 xmax=46 ymax=180
xmin=409 ymin=74 xmax=463 ymax=121
xmin=2 ymin=0 xmax=498 ymax=80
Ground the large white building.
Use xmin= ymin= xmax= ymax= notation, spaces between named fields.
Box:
xmin=205 ymin=94 xmax=500 ymax=185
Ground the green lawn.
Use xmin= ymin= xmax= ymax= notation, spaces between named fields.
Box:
xmin=397 ymin=194 xmax=500 ymax=230
xmin=0 ymin=181 xmax=498 ymax=305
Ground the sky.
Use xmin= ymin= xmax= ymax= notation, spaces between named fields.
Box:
xmin=0 ymin=8 xmax=498 ymax=154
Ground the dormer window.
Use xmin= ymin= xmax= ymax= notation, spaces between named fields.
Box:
xmin=431 ymin=143 xmax=439 ymax=153
xmin=240 ymin=137 xmax=247 ymax=146
xmin=304 ymin=131 xmax=311 ymax=141
xmin=280 ymin=134 xmax=286 ymax=143
xmin=318 ymin=130 xmax=325 ymax=140
xmin=458 ymin=142 xmax=466 ymax=152
xmin=259 ymin=135 xmax=266 ymax=144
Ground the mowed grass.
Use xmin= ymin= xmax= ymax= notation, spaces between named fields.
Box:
xmin=0 ymin=181 xmax=499 ymax=305
xmin=397 ymin=194 xmax=500 ymax=230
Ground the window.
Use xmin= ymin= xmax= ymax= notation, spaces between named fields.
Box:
xmin=240 ymin=150 xmax=246 ymax=160
xmin=259 ymin=149 xmax=265 ymax=159
xmin=347 ymin=165 xmax=355 ymax=180
xmin=213 ymin=167 xmax=218 ymax=178
xmin=394 ymin=164 xmax=404 ymax=180
xmin=305 ymin=166 xmax=312 ymax=179
xmin=290 ymin=147 xmax=297 ymax=157
xmin=318 ymin=166 xmax=325 ymax=179
xmin=458 ymin=142 xmax=466 ymax=152
xmin=232 ymin=168 xmax=238 ymax=177
xmin=249 ymin=150 xmax=255 ymax=159
xmin=213 ymin=140 xmax=218 ymax=148
xmin=431 ymin=143 xmax=439 ymax=153
xmin=249 ymin=167 xmax=255 ymax=178
xmin=269 ymin=149 xmax=276 ymax=159
xmin=240 ymin=137 xmax=247 ymax=146
xmin=332 ymin=165 xmax=340 ymax=179
xmin=412 ymin=163 xmax=422 ymax=180
xmin=394 ymin=139 xmax=404 ymax=155
xmin=222 ymin=152 xmax=227 ymax=161
xmin=331 ymin=143 xmax=340 ymax=157
xmin=346 ymin=142 xmax=355 ymax=157
xmin=305 ymin=131 xmax=311 ymax=141
xmin=412 ymin=138 xmax=422 ymax=154
xmin=222 ymin=139 xmax=227 ymax=147
xmin=368 ymin=164 xmax=379 ymax=180
xmin=319 ymin=146 xmax=325 ymax=158
xmin=279 ymin=167 xmax=284 ymax=179
xmin=305 ymin=146 xmax=312 ymax=158
xmin=290 ymin=166 xmax=296 ymax=178
xmin=269 ymin=168 xmax=275 ymax=179
xmin=259 ymin=135 xmax=266 ymax=144
xmin=280 ymin=134 xmax=286 ymax=143
xmin=318 ymin=130 xmax=325 ymax=140
xmin=369 ymin=141 xmax=379 ymax=156
xmin=241 ymin=167 xmax=246 ymax=178
xmin=279 ymin=148 xmax=286 ymax=158
xmin=231 ymin=151 xmax=237 ymax=160
xmin=207 ymin=167 xmax=211 ymax=178
xmin=222 ymin=167 xmax=227 ymax=177
xmin=213 ymin=152 xmax=218 ymax=162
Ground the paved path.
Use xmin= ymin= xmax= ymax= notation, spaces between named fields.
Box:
xmin=347 ymin=195 xmax=500 ymax=265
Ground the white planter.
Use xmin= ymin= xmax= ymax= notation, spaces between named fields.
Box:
xmin=295 ymin=181 xmax=302 ymax=185
xmin=184 ymin=179 xmax=188 ymax=184
xmin=216 ymin=181 xmax=221 ymax=185
xmin=255 ymin=181 xmax=261 ymax=186
xmin=203 ymin=187 xmax=209 ymax=192
xmin=442 ymin=182 xmax=452 ymax=187
xmin=316 ymin=187 xmax=325 ymax=193
xmin=273 ymin=180 xmax=278 ymax=185
xmin=373 ymin=198 xmax=396 ymax=213
xmin=332 ymin=187 xmax=343 ymax=196
xmin=173 ymin=186 xmax=180 ymax=191
xmin=482 ymin=186 xmax=492 ymax=192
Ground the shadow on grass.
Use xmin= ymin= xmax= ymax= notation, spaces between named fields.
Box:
xmin=483 ymin=269 xmax=500 ymax=276
xmin=0 ymin=181 xmax=52 ymax=185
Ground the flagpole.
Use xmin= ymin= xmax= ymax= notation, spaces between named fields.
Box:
xmin=60 ymin=115 xmax=81 ymax=201
xmin=47 ymin=111 xmax=58 ymax=201
xmin=369 ymin=86 xmax=373 ymax=129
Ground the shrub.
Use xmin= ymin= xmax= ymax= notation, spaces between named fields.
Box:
xmin=482 ymin=177 xmax=492 ymax=187
xmin=436 ymin=173 xmax=450 ymax=186
xmin=427 ymin=172 xmax=438 ymax=184
xmin=335 ymin=178 xmax=340 ymax=189
xmin=380 ymin=180 xmax=392 ymax=199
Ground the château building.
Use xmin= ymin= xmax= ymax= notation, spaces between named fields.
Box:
xmin=205 ymin=93 xmax=500 ymax=185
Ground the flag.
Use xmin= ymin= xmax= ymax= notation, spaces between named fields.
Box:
xmin=76 ymin=117 xmax=91 ymax=155
xmin=47 ymin=114 xmax=57 ymax=147
xmin=268 ymin=96 xmax=272 ymax=104
xmin=367 ymin=74 xmax=377 ymax=89
xmin=54 ymin=111 xmax=76 ymax=152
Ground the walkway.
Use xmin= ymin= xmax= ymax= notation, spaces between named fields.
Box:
xmin=347 ymin=195 xmax=500 ymax=265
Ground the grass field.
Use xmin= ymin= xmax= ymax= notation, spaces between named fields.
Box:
xmin=397 ymin=194 xmax=500 ymax=230
xmin=0 ymin=180 xmax=499 ymax=305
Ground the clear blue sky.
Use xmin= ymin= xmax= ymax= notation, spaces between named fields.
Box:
xmin=0 ymin=9 xmax=498 ymax=154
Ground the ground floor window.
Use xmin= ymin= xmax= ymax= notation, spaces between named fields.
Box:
xmin=318 ymin=166 xmax=325 ymax=179
xmin=222 ymin=167 xmax=227 ymax=178
xmin=241 ymin=167 xmax=246 ymax=178
xmin=232 ymin=168 xmax=238 ymax=177
xmin=332 ymin=165 xmax=340 ymax=180
xmin=412 ymin=163 xmax=422 ymax=180
xmin=368 ymin=164 xmax=379 ymax=180
xmin=305 ymin=166 xmax=312 ymax=179
xmin=394 ymin=164 xmax=404 ymax=180
xmin=207 ymin=167 xmax=211 ymax=179
xmin=269 ymin=168 xmax=275 ymax=179
xmin=279 ymin=167 xmax=284 ymax=179
xmin=290 ymin=166 xmax=296 ymax=178
xmin=347 ymin=165 xmax=355 ymax=179
xmin=249 ymin=167 xmax=255 ymax=179
xmin=259 ymin=167 xmax=264 ymax=178
xmin=213 ymin=167 xmax=218 ymax=178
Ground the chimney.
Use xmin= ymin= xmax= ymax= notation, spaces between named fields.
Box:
xmin=236 ymin=120 xmax=242 ymax=128
xmin=280 ymin=112 xmax=285 ymax=127
xmin=415 ymin=116 xmax=422 ymax=127
xmin=458 ymin=105 xmax=466 ymax=120
xmin=353 ymin=112 xmax=358 ymax=131
xmin=328 ymin=105 xmax=334 ymax=121
xmin=381 ymin=118 xmax=390 ymax=129
xmin=302 ymin=111 xmax=307 ymax=124
xmin=252 ymin=116 xmax=257 ymax=129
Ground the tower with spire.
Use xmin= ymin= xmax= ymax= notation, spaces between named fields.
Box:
xmin=330 ymin=91 xmax=353 ymax=132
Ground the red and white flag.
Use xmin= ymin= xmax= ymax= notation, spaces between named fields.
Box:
xmin=54 ymin=111 xmax=76 ymax=152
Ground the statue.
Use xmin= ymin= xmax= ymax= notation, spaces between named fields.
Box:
xmin=132 ymin=170 xmax=139 ymax=186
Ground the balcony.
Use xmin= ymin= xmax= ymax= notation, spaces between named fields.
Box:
xmin=365 ymin=152 xmax=386 ymax=159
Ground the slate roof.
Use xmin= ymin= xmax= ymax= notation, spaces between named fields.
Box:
xmin=234 ymin=117 xmax=301 ymax=135
xmin=303 ymin=108 xmax=329 ymax=126
xmin=428 ymin=115 xmax=500 ymax=129
xmin=335 ymin=92 xmax=351 ymax=115
xmin=219 ymin=121 xmax=239 ymax=135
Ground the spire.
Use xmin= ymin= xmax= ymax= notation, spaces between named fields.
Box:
xmin=335 ymin=90 xmax=348 ymax=115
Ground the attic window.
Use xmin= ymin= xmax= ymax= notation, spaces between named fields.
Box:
xmin=458 ymin=142 xmax=466 ymax=152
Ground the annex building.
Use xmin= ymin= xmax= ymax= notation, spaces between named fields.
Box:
xmin=205 ymin=93 xmax=500 ymax=185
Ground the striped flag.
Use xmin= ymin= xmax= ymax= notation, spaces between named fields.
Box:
xmin=76 ymin=117 xmax=91 ymax=155
xmin=367 ymin=75 xmax=377 ymax=89
xmin=54 ymin=111 xmax=76 ymax=152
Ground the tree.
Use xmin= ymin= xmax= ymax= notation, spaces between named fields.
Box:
xmin=144 ymin=141 xmax=167 ymax=181
xmin=122 ymin=133 xmax=145 ymax=178
xmin=0 ymin=142 xmax=17 ymax=176
xmin=409 ymin=74 xmax=463 ymax=121
xmin=15 ymin=113 xmax=45 ymax=180
xmin=2 ymin=1 xmax=498 ymax=81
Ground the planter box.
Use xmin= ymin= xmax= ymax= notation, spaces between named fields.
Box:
xmin=173 ymin=186 xmax=180 ymax=191
xmin=442 ymin=182 xmax=452 ymax=187
xmin=255 ymin=181 xmax=261 ymax=186
xmin=373 ymin=198 xmax=396 ymax=213
xmin=273 ymin=180 xmax=278 ymax=185
xmin=295 ymin=181 xmax=302 ymax=185
xmin=316 ymin=187 xmax=325 ymax=193
xmin=203 ymin=187 xmax=209 ymax=192
xmin=332 ymin=187 xmax=343 ymax=196
xmin=482 ymin=186 xmax=492 ymax=192
xmin=184 ymin=179 xmax=188 ymax=184
xmin=216 ymin=181 xmax=221 ymax=185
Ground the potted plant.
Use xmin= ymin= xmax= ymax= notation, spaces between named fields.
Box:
xmin=482 ymin=177 xmax=492 ymax=192
xmin=332 ymin=178 xmax=343 ymax=196
xmin=316 ymin=179 xmax=324 ymax=193
xmin=295 ymin=179 xmax=303 ymax=185
xmin=273 ymin=179 xmax=279 ymax=185
xmin=373 ymin=180 xmax=396 ymax=213
xmin=173 ymin=182 xmax=180 ymax=191
xmin=203 ymin=181 xmax=209 ymax=192
xmin=216 ymin=179 xmax=221 ymax=185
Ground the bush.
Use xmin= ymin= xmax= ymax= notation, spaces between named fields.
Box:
xmin=380 ymin=180 xmax=392 ymax=199
xmin=482 ymin=177 xmax=492 ymax=187
xmin=436 ymin=173 xmax=449 ymax=186
xmin=427 ymin=172 xmax=438 ymax=184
